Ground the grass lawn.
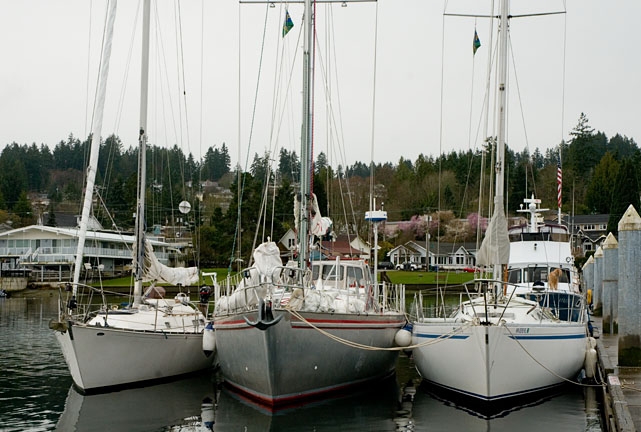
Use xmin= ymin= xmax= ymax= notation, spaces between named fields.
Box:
xmin=91 ymin=268 xmax=235 ymax=287
xmin=91 ymin=268 xmax=475 ymax=288
xmin=378 ymin=270 xmax=475 ymax=286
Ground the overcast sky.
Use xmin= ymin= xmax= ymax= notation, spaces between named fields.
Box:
xmin=1 ymin=0 xmax=639 ymax=169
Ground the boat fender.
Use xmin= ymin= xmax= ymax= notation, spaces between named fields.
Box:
xmin=584 ymin=346 xmax=597 ymax=379
xmin=203 ymin=322 xmax=216 ymax=357
xmin=395 ymin=323 xmax=413 ymax=347
xmin=201 ymin=396 xmax=215 ymax=429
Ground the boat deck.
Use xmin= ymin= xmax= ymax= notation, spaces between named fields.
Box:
xmin=593 ymin=316 xmax=638 ymax=431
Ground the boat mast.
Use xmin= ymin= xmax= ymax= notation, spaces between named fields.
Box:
xmin=133 ymin=0 xmax=151 ymax=306
xmin=72 ymin=1 xmax=118 ymax=296
xmin=493 ymin=0 xmax=509 ymax=285
xmin=298 ymin=0 xmax=314 ymax=267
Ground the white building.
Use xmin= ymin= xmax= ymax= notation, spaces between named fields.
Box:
xmin=0 ymin=225 xmax=184 ymax=283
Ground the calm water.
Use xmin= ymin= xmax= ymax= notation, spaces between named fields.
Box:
xmin=0 ymin=293 xmax=602 ymax=431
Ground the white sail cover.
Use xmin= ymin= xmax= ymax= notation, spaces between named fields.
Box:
xmin=476 ymin=197 xmax=510 ymax=266
xmin=135 ymin=238 xmax=199 ymax=286
xmin=253 ymin=241 xmax=283 ymax=277
xmin=294 ymin=193 xmax=331 ymax=237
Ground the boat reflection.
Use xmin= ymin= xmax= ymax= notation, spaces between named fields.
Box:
xmin=214 ymin=376 xmax=404 ymax=431
xmin=411 ymin=381 xmax=601 ymax=431
xmin=55 ymin=369 xmax=600 ymax=431
xmin=56 ymin=372 xmax=217 ymax=432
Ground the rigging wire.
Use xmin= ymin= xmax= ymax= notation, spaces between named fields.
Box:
xmin=230 ymin=2 xmax=271 ymax=270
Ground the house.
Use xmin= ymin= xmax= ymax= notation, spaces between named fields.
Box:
xmin=562 ymin=214 xmax=609 ymax=256
xmin=387 ymin=240 xmax=477 ymax=271
xmin=0 ymin=225 xmax=185 ymax=283
xmin=388 ymin=241 xmax=426 ymax=268
xmin=278 ymin=229 xmax=370 ymax=259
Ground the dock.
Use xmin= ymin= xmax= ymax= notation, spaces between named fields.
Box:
xmin=594 ymin=316 xmax=638 ymax=431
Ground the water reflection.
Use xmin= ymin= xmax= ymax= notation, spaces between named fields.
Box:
xmin=214 ymin=376 xmax=401 ymax=431
xmin=0 ymin=295 xmax=72 ymax=431
xmin=56 ymin=372 xmax=216 ymax=431
xmin=412 ymin=382 xmax=602 ymax=432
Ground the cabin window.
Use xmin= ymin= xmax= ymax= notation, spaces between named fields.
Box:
xmin=320 ymin=264 xmax=344 ymax=281
xmin=346 ymin=266 xmax=367 ymax=286
xmin=508 ymin=269 xmax=522 ymax=284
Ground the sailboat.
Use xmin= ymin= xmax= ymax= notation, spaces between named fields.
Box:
xmin=411 ymin=0 xmax=589 ymax=406
xmin=50 ymin=0 xmax=213 ymax=393
xmin=211 ymin=0 xmax=408 ymax=408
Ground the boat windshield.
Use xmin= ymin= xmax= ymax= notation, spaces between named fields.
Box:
xmin=509 ymin=232 xmax=570 ymax=242
xmin=507 ymin=267 xmax=570 ymax=285
xmin=311 ymin=263 xmax=345 ymax=281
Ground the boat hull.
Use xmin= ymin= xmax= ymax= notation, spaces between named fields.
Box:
xmin=55 ymin=322 xmax=213 ymax=392
xmin=412 ymin=321 xmax=587 ymax=401
xmin=215 ymin=310 xmax=405 ymax=407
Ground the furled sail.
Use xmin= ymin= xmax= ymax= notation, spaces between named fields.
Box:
xmin=134 ymin=238 xmax=199 ymax=286
xmin=294 ymin=193 xmax=332 ymax=237
xmin=476 ymin=196 xmax=510 ymax=266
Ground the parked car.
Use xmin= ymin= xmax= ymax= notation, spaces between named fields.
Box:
xmin=377 ymin=261 xmax=394 ymax=270
xmin=462 ymin=266 xmax=480 ymax=273
xmin=396 ymin=262 xmax=418 ymax=271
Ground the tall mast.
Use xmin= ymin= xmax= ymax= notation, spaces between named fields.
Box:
xmin=298 ymin=0 xmax=314 ymax=266
xmin=492 ymin=0 xmax=509 ymax=283
xmin=133 ymin=0 xmax=151 ymax=306
xmin=72 ymin=1 xmax=118 ymax=295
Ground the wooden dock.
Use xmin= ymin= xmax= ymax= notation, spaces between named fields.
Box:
xmin=594 ymin=316 xmax=638 ymax=431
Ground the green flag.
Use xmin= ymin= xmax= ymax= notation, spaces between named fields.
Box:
xmin=473 ymin=29 xmax=481 ymax=55
xmin=283 ymin=10 xmax=294 ymax=37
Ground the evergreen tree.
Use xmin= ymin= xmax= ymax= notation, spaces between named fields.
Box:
xmin=45 ymin=204 xmax=57 ymax=227
xmin=0 ymin=151 xmax=28 ymax=210
xmin=13 ymin=191 xmax=34 ymax=227
xmin=607 ymin=158 xmax=641 ymax=235
xmin=585 ymin=152 xmax=619 ymax=214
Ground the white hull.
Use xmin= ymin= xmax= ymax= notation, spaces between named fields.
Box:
xmin=412 ymin=318 xmax=587 ymax=401
xmin=55 ymin=321 xmax=213 ymax=392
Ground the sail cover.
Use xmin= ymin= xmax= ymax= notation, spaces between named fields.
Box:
xmin=294 ymin=193 xmax=332 ymax=237
xmin=135 ymin=239 xmax=199 ymax=286
xmin=253 ymin=241 xmax=283 ymax=278
xmin=476 ymin=196 xmax=510 ymax=266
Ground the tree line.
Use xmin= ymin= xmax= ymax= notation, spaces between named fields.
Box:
xmin=1 ymin=113 xmax=639 ymax=267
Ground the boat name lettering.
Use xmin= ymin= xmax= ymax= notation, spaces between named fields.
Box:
xmin=515 ymin=328 xmax=530 ymax=334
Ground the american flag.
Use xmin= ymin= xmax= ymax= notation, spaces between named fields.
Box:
xmin=556 ymin=155 xmax=562 ymax=208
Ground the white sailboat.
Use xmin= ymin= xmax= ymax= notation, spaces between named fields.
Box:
xmin=50 ymin=0 xmax=213 ymax=393
xmin=411 ymin=0 xmax=589 ymax=405
xmin=210 ymin=0 xmax=408 ymax=408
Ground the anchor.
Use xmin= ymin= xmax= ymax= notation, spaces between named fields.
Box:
xmin=244 ymin=298 xmax=282 ymax=330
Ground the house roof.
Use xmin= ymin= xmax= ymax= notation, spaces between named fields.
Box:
xmin=390 ymin=241 xmax=478 ymax=256
xmin=322 ymin=240 xmax=362 ymax=256
xmin=563 ymin=214 xmax=609 ymax=224
xmin=0 ymin=225 xmax=168 ymax=247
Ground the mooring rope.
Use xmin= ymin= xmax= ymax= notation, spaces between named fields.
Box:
xmin=285 ymin=307 xmax=472 ymax=351
xmin=503 ymin=324 xmax=604 ymax=388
